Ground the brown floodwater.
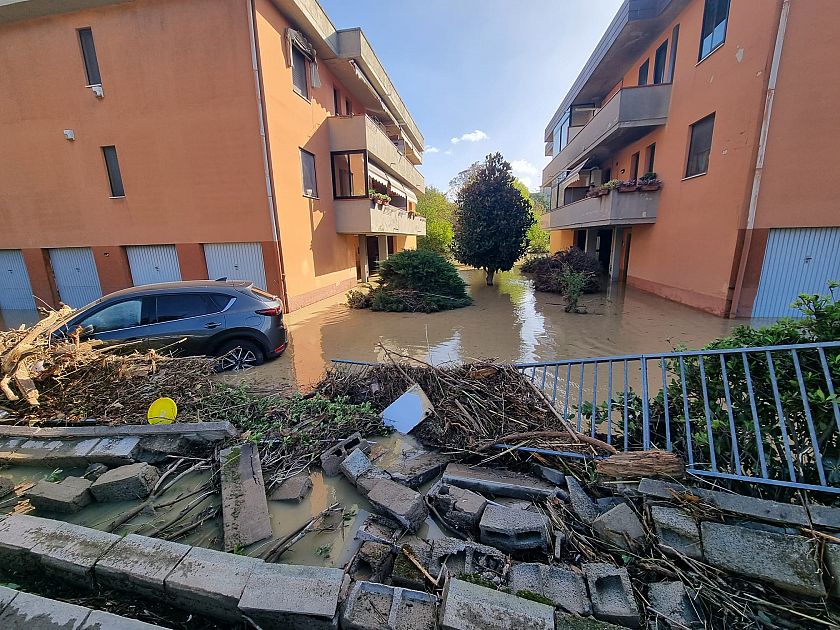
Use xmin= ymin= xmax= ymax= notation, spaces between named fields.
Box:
xmin=240 ymin=267 xmax=752 ymax=390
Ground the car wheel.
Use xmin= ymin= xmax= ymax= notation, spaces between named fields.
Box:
xmin=215 ymin=339 xmax=265 ymax=371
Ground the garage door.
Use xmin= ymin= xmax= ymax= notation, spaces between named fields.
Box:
xmin=0 ymin=249 xmax=36 ymax=310
xmin=126 ymin=245 xmax=181 ymax=286
xmin=48 ymin=247 xmax=102 ymax=308
xmin=203 ymin=242 xmax=267 ymax=289
xmin=753 ymin=228 xmax=840 ymax=318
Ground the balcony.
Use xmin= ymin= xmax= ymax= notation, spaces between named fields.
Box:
xmin=541 ymin=189 xmax=660 ymax=230
xmin=334 ymin=198 xmax=427 ymax=236
xmin=542 ymin=83 xmax=672 ymax=185
xmin=327 ymin=115 xmax=424 ymax=193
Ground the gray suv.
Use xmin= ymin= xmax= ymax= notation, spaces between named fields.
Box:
xmin=53 ymin=280 xmax=287 ymax=370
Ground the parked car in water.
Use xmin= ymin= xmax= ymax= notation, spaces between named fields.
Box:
xmin=52 ymin=280 xmax=287 ymax=370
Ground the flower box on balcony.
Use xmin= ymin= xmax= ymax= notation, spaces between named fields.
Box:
xmin=618 ymin=180 xmax=638 ymax=193
xmin=639 ymin=183 xmax=661 ymax=192
xmin=596 ymin=188 xmax=610 ymax=197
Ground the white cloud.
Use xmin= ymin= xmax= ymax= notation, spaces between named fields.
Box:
xmin=425 ymin=146 xmax=440 ymax=154
xmin=517 ymin=175 xmax=535 ymax=190
xmin=510 ymin=159 xmax=539 ymax=176
xmin=450 ymin=130 xmax=488 ymax=144
xmin=444 ymin=149 xmax=453 ymax=155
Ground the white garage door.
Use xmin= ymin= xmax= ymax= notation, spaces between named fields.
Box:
xmin=203 ymin=242 xmax=267 ymax=290
xmin=753 ymin=227 xmax=840 ymax=318
xmin=126 ymin=245 xmax=182 ymax=286
xmin=48 ymin=247 xmax=102 ymax=308
xmin=0 ymin=249 xmax=36 ymax=310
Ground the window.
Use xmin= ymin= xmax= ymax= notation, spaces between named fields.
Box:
xmin=333 ymin=88 xmax=342 ymax=115
xmin=564 ymin=187 xmax=588 ymax=205
xmin=686 ymin=114 xmax=715 ymax=177
xmin=331 ymin=151 xmax=367 ymax=198
xmin=637 ymin=59 xmax=649 ymax=86
xmin=553 ymin=110 xmax=571 ymax=154
xmin=667 ymin=25 xmax=680 ymax=82
xmin=699 ymin=0 xmax=730 ymax=60
xmin=645 ymin=143 xmax=656 ymax=174
xmin=291 ymin=46 xmax=309 ymax=99
xmin=630 ymin=152 xmax=640 ymax=181
xmin=653 ymin=40 xmax=668 ymax=84
xmin=77 ymin=27 xmax=101 ymax=86
xmin=101 ymin=146 xmax=125 ymax=197
xmin=300 ymin=149 xmax=318 ymax=198
xmin=155 ymin=294 xmax=217 ymax=323
xmin=345 ymin=98 xmax=353 ymax=116
xmin=79 ymin=299 xmax=142 ymax=333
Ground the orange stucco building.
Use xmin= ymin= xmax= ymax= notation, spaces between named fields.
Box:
xmin=541 ymin=0 xmax=840 ymax=318
xmin=0 ymin=0 xmax=425 ymax=313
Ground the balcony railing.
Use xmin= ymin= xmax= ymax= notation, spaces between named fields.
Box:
xmin=542 ymin=83 xmax=672 ymax=185
xmin=334 ymin=198 xmax=427 ymax=236
xmin=327 ymin=115 xmax=424 ymax=193
xmin=541 ymin=188 xmax=659 ymax=230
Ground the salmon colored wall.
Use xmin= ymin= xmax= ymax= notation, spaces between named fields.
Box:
xmin=589 ymin=0 xmax=782 ymax=315
xmin=91 ymin=246 xmax=132 ymax=296
xmin=21 ymin=249 xmax=58 ymax=308
xmin=752 ymin=0 xmax=840 ymax=229
xmin=0 ymin=0 xmax=276 ymax=252
xmin=254 ymin=0 xmax=366 ymax=309
xmin=549 ymin=230 xmax=575 ymax=253
xmin=175 ymin=243 xmax=208 ymax=281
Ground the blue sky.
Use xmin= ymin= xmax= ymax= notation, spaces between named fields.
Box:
xmin=320 ymin=0 xmax=623 ymax=192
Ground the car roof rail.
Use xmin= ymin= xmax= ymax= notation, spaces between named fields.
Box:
xmin=214 ymin=277 xmax=227 ymax=282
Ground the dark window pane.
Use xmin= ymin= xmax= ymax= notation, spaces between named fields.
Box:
xmin=630 ymin=152 xmax=640 ymax=181
xmin=686 ymin=114 xmax=715 ymax=177
xmin=332 ymin=152 xmax=366 ymax=198
xmin=207 ymin=293 xmax=231 ymax=310
xmin=699 ymin=0 xmax=730 ymax=60
xmin=667 ymin=25 xmax=680 ymax=82
xmin=101 ymin=146 xmax=124 ymax=197
xmin=653 ymin=40 xmax=668 ymax=84
xmin=79 ymin=299 xmax=141 ymax=333
xmin=646 ymin=143 xmax=656 ymax=173
xmin=346 ymin=99 xmax=352 ymax=115
xmin=638 ymin=59 xmax=649 ymax=86
xmin=156 ymin=294 xmax=213 ymax=322
xmin=333 ymin=88 xmax=341 ymax=114
xmin=291 ymin=46 xmax=309 ymax=98
xmin=78 ymin=28 xmax=101 ymax=85
xmin=301 ymin=149 xmax=317 ymax=197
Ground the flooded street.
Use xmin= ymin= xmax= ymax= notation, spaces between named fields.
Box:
xmin=244 ymin=267 xmax=749 ymax=390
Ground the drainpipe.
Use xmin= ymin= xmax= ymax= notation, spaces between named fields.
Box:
xmin=729 ymin=0 xmax=790 ymax=318
xmin=247 ymin=0 xmax=289 ymax=310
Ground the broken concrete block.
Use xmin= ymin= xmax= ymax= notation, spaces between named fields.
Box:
xmin=341 ymin=580 xmax=437 ymax=630
xmin=428 ymin=482 xmax=487 ymax=531
xmin=650 ymin=506 xmax=702 ymax=560
xmin=392 ymin=541 xmax=433 ymax=590
xmin=365 ymin=478 xmax=428 ymax=532
xmin=356 ymin=514 xmax=401 ymax=545
xmin=349 ymin=541 xmax=394 ymax=584
xmin=83 ymin=463 xmax=109 ymax=481
xmin=385 ymin=450 xmax=450 ymax=488
xmin=427 ymin=537 xmax=507 ymax=579
xmin=94 ymin=533 xmax=191 ymax=600
xmin=24 ymin=477 xmax=92 ymax=513
xmin=592 ymin=503 xmax=645 ymax=551
xmin=596 ymin=497 xmax=625 ymax=513
xmin=479 ymin=504 xmax=549 ymax=552
xmin=29 ymin=521 xmax=120 ymax=586
xmin=509 ymin=563 xmax=591 ymax=616
xmin=0 ymin=514 xmax=72 ymax=571
xmin=440 ymin=578 xmax=554 ymax=630
xmin=553 ymin=530 xmax=566 ymax=561
xmin=566 ymin=476 xmax=600 ymax=526
xmin=10 ymin=437 xmax=101 ymax=467
xmin=320 ymin=432 xmax=370 ymax=477
xmin=165 ymin=546 xmax=262 ymax=622
xmin=382 ymin=383 xmax=434 ymax=434
xmin=700 ymin=522 xmax=826 ymax=596
xmin=219 ymin=443 xmax=272 ymax=551
xmin=442 ymin=463 xmax=554 ymax=500
xmin=554 ymin=616 xmax=625 ymax=629
xmin=0 ymin=476 xmax=13 ymax=498
xmin=0 ymin=589 xmax=90 ymax=628
xmin=85 ymin=436 xmax=141 ymax=465
xmin=269 ymin=475 xmax=312 ymax=502
xmin=238 ymin=562 xmax=344 ymax=630
xmin=532 ymin=464 xmax=565 ymax=486
xmin=647 ymin=581 xmax=704 ymax=629
xmin=341 ymin=448 xmax=375 ymax=484
xmin=583 ymin=563 xmax=641 ymax=628
xmin=89 ymin=462 xmax=159 ymax=502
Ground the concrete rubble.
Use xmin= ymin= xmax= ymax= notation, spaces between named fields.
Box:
xmin=342 ymin=580 xmax=438 ymax=630
xmin=442 ymin=463 xmax=556 ymax=500
xmin=268 ymin=474 xmax=313 ymax=502
xmin=89 ymin=462 xmax=159 ymax=502
xmin=24 ymin=476 xmax=93 ymax=513
xmin=646 ymin=581 xmax=704 ymax=629
xmin=385 ymin=449 xmax=451 ymax=488
xmin=583 ymin=563 xmax=641 ymax=628
xmin=440 ymin=578 xmax=555 ymax=630
xmin=427 ymin=537 xmax=507 ymax=579
xmin=365 ymin=477 xmax=429 ymax=532
xmin=591 ymin=503 xmax=645 ymax=551
xmin=509 ymin=562 xmax=590 ymax=616
xmin=649 ymin=506 xmax=702 ymax=560
xmin=427 ymin=481 xmax=487 ymax=531
xmin=320 ymin=432 xmax=370 ymax=476
xmin=0 ymin=475 xmax=15 ymax=498
xmin=479 ymin=504 xmax=549 ymax=552
xmin=219 ymin=442 xmax=273 ymax=551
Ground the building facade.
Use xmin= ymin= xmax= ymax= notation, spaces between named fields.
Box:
xmin=541 ymin=0 xmax=839 ymax=318
xmin=0 ymin=0 xmax=425 ymax=313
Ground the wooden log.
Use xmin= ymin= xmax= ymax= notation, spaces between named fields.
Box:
xmin=596 ymin=450 xmax=685 ymax=479
xmin=1 ymin=306 xmax=73 ymax=374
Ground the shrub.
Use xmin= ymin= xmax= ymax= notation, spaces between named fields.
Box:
xmin=523 ymin=247 xmax=601 ymax=294
xmin=560 ymin=264 xmax=592 ymax=313
xmin=418 ymin=219 xmax=454 ymax=256
xmin=353 ymin=249 xmax=472 ymax=313
xmin=346 ymin=287 xmax=372 ymax=309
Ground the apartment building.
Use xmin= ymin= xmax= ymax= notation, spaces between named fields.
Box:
xmin=0 ymin=0 xmax=425 ymax=313
xmin=541 ymin=0 xmax=839 ymax=318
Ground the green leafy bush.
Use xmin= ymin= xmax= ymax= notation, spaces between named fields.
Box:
xmin=522 ymin=247 xmax=601 ymax=294
xmin=560 ymin=264 xmax=591 ymax=313
xmin=351 ymin=249 xmax=472 ymax=313
xmin=419 ymin=219 xmax=454 ymax=256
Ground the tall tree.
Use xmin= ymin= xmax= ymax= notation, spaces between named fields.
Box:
xmin=526 ymin=186 xmax=551 ymax=254
xmin=453 ymin=153 xmax=534 ymax=285
xmin=416 ymin=186 xmax=455 ymax=255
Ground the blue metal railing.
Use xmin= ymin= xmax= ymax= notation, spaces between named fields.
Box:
xmin=332 ymin=341 xmax=840 ymax=493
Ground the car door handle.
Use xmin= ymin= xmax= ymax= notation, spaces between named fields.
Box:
xmin=205 ymin=322 xmax=221 ymax=329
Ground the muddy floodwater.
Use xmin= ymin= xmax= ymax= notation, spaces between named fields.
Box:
xmin=240 ymin=267 xmax=754 ymax=390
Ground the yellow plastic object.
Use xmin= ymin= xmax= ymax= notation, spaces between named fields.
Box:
xmin=147 ymin=397 xmax=178 ymax=424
